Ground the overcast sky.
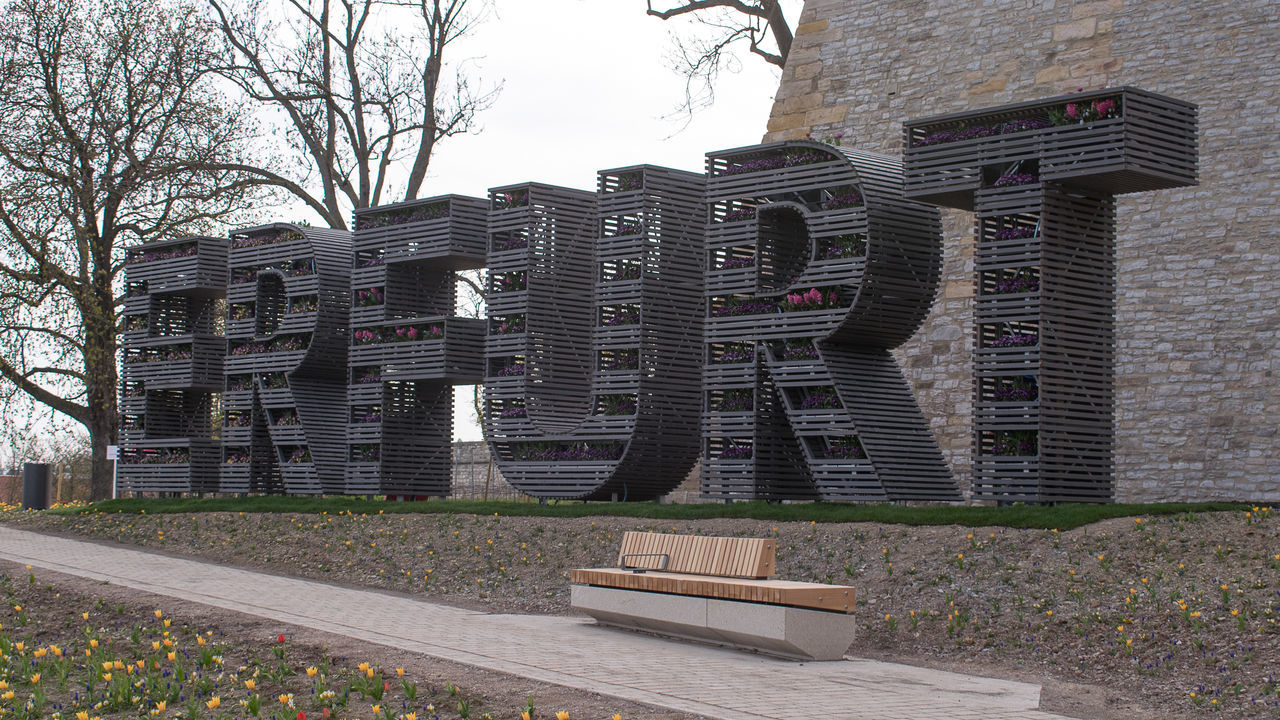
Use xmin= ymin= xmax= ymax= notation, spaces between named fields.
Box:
xmin=414 ymin=1 xmax=799 ymax=440
xmin=415 ymin=1 xmax=794 ymax=200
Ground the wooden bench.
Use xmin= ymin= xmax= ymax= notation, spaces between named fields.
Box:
xmin=570 ymin=531 xmax=857 ymax=660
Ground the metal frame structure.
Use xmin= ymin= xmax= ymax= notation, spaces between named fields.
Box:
xmin=903 ymin=87 xmax=1198 ymax=502
xmin=115 ymin=87 xmax=1197 ymax=503
xmin=702 ymin=140 xmax=958 ymax=501
xmin=222 ymin=223 xmax=352 ymax=494
xmin=482 ymin=169 xmax=707 ymax=500
xmin=346 ymin=196 xmax=487 ymax=496
xmin=119 ymin=236 xmax=227 ymax=493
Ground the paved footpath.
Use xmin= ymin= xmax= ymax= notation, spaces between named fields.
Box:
xmin=0 ymin=526 xmax=1075 ymax=720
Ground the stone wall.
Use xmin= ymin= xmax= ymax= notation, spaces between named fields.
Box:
xmin=764 ymin=0 xmax=1280 ymax=502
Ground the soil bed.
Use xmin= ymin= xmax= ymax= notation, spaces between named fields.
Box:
xmin=5 ymin=506 xmax=1279 ymax=719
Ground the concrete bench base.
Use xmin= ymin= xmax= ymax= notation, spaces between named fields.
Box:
xmin=571 ymin=584 xmax=856 ymax=661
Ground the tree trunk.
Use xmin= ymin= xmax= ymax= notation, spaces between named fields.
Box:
xmin=84 ymin=281 xmax=120 ymax=502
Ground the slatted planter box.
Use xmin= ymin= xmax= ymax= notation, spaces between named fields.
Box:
xmin=118 ymin=439 xmax=220 ymax=494
xmin=265 ymin=423 xmax=308 ymax=445
xmin=124 ymin=236 xmax=228 ymax=295
xmin=122 ymin=335 xmax=224 ymax=390
xmin=902 ymin=89 xmax=1196 ymax=503
xmin=344 ymin=196 xmax=491 ymax=496
xmin=140 ymin=389 xmax=216 ymax=439
xmin=218 ymin=461 xmax=252 ymax=493
xmin=223 ymin=348 xmax=307 ymax=374
xmin=353 ymin=195 xmax=488 ymax=269
xmin=903 ymin=87 xmax=1197 ymax=210
xmin=224 ymin=223 xmax=353 ymax=495
xmin=350 ymin=318 xmax=485 ymax=382
xmin=279 ymin=462 xmax=322 ymax=494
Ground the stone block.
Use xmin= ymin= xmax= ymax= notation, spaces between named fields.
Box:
xmin=571 ymin=585 xmax=857 ymax=661
xmin=780 ymin=92 xmax=824 ymax=114
xmin=1035 ymin=65 xmax=1071 ymax=83
xmin=793 ymin=61 xmax=822 ymax=81
xmin=1053 ymin=18 xmax=1097 ymax=41
xmin=766 ymin=112 xmax=807 ymax=133
xmin=804 ymin=104 xmax=849 ymax=125
xmin=796 ymin=19 xmax=829 ymax=35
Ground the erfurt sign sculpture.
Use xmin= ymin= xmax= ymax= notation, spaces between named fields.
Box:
xmin=119 ymin=87 xmax=1197 ymax=503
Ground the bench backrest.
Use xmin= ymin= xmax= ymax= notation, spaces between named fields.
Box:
xmin=618 ymin=531 xmax=776 ymax=578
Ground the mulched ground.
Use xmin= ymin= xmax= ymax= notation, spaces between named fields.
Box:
xmin=5 ymin=505 xmax=1279 ymax=719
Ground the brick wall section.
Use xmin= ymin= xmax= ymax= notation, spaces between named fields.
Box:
xmin=763 ymin=0 xmax=1280 ymax=502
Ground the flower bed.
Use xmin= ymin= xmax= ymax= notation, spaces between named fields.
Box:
xmin=909 ymin=95 xmax=1120 ymax=149
xmin=990 ymin=430 xmax=1038 ymax=456
xmin=781 ymin=287 xmax=840 ymax=312
xmin=989 ymin=332 xmax=1039 ymax=348
xmin=231 ymin=228 xmax=304 ymax=249
xmin=716 ymin=148 xmax=832 ymax=176
xmin=126 ymin=240 xmax=197 ymax=264
xmin=992 ymin=377 xmax=1039 ymax=402
xmin=513 ymin=442 xmax=623 ymax=462
xmin=353 ymin=324 xmax=443 ymax=345
xmin=356 ymin=201 xmax=450 ymax=230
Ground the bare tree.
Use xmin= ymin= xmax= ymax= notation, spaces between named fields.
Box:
xmin=206 ymin=0 xmax=499 ymax=229
xmin=0 ymin=0 xmax=264 ymax=500
xmin=647 ymin=0 xmax=796 ymax=115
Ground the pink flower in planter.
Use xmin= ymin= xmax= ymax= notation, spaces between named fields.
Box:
xmin=1065 ymin=103 xmax=1079 ymax=119
xmin=406 ymin=327 xmax=419 ymax=340
xmin=1094 ymin=99 xmax=1115 ymax=116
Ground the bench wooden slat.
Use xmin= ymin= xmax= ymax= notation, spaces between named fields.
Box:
xmin=615 ymin=531 xmax=776 ymax=578
xmin=571 ymin=568 xmax=855 ymax=613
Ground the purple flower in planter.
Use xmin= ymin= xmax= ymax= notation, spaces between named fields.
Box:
xmin=1000 ymin=118 xmax=1049 ymax=134
xmin=991 ymin=430 xmax=1038 ymax=456
xmin=604 ymin=309 xmax=639 ymax=326
xmin=992 ymin=275 xmax=1039 ymax=294
xmin=500 ymin=406 xmax=527 ymax=418
xmin=720 ymin=445 xmax=753 ymax=459
xmin=781 ymin=341 xmax=819 ymax=361
xmin=718 ymin=256 xmax=754 ymax=270
xmin=721 ymin=208 xmax=757 ymax=223
xmin=355 ymin=287 xmax=385 ymax=306
xmin=717 ymin=390 xmax=753 ymax=412
xmin=993 ymin=173 xmax=1038 ymax=188
xmin=614 ymin=172 xmax=642 ymax=191
xmin=827 ymin=438 xmax=866 ymax=459
xmin=494 ymin=191 xmax=529 ymax=209
xmin=782 ymin=287 xmax=839 ymax=312
xmin=990 ymin=333 xmax=1039 ymax=348
xmin=517 ymin=443 xmax=623 ymax=462
xmin=799 ymin=390 xmax=840 ymax=410
xmin=992 ymin=226 xmax=1037 ymax=241
xmin=716 ymin=344 xmax=754 ymax=364
xmin=993 ymin=377 xmax=1039 ymax=402
xmin=714 ymin=299 xmax=778 ymax=317
xmin=496 ymin=361 xmax=525 ymax=377
xmin=821 ymin=187 xmax=863 ymax=211
xmin=602 ymin=349 xmax=639 ymax=371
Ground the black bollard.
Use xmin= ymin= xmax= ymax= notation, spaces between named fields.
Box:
xmin=22 ymin=463 xmax=49 ymax=510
